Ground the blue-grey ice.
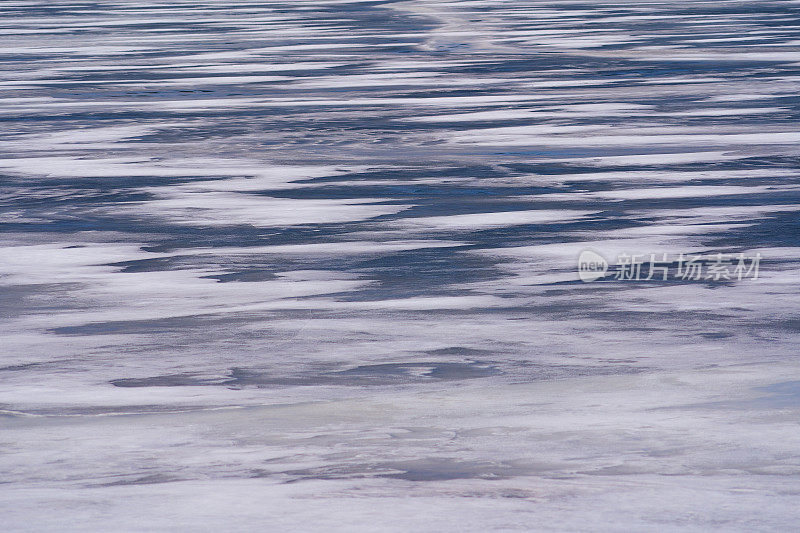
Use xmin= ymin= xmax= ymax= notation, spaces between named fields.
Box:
xmin=2 ymin=0 xmax=800 ymax=530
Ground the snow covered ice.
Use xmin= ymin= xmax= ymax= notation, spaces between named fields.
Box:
xmin=2 ymin=0 xmax=800 ymax=530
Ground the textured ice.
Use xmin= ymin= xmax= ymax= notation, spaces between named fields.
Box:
xmin=2 ymin=0 xmax=800 ymax=530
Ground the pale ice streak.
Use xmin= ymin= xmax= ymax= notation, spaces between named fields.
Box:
xmin=1 ymin=0 xmax=800 ymax=531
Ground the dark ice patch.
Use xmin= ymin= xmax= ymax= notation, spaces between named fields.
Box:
xmin=379 ymin=458 xmax=520 ymax=481
xmin=111 ymin=361 xmax=500 ymax=389
xmin=99 ymin=474 xmax=184 ymax=487
xmin=424 ymin=346 xmax=494 ymax=356
xmin=335 ymin=361 xmax=499 ymax=382
xmin=110 ymin=360 xmax=639 ymax=390
xmin=110 ymin=373 xmax=217 ymax=388
xmin=278 ymin=457 xmax=528 ymax=482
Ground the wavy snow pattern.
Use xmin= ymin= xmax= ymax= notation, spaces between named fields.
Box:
xmin=2 ymin=1 xmax=800 ymax=530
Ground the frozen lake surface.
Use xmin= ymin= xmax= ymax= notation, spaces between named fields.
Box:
xmin=2 ymin=0 xmax=800 ymax=530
